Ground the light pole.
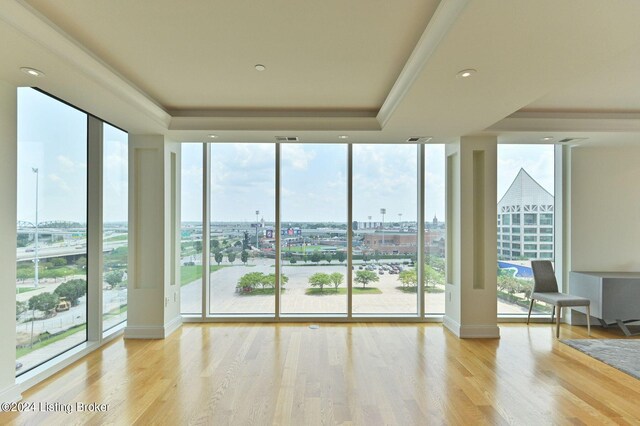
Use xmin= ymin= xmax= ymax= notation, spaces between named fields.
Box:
xmin=398 ymin=213 xmax=402 ymax=230
xmin=255 ymin=210 xmax=260 ymax=250
xmin=32 ymin=167 xmax=39 ymax=288
xmin=380 ymin=208 xmax=386 ymax=246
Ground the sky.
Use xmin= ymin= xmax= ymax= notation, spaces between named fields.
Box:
xmin=17 ymin=88 xmax=555 ymax=225
xmin=181 ymin=143 xmax=555 ymax=223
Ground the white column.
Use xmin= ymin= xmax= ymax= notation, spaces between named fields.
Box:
xmin=0 ymin=80 xmax=21 ymax=402
xmin=444 ymin=136 xmax=499 ymax=338
xmin=125 ymin=135 xmax=182 ymax=339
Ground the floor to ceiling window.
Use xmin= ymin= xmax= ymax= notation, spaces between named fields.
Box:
xmin=102 ymin=124 xmax=128 ymax=331
xmin=179 ymin=141 xmax=450 ymax=319
xmin=209 ymin=143 xmax=276 ymax=315
xmin=180 ymin=143 xmax=203 ymax=315
xmin=16 ymin=88 xmax=88 ymax=374
xmin=497 ymin=144 xmax=555 ymax=315
xmin=424 ymin=144 xmax=446 ymax=315
xmin=351 ymin=144 xmax=418 ymax=315
xmin=280 ymin=144 xmax=348 ymax=315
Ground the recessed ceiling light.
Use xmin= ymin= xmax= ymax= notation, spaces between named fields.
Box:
xmin=541 ymin=136 xmax=554 ymax=141
xmin=456 ymin=68 xmax=476 ymax=79
xmin=338 ymin=135 xmax=349 ymax=139
xmin=20 ymin=67 xmax=44 ymax=77
xmin=255 ymin=64 xmax=266 ymax=71
xmin=208 ymin=134 xmax=217 ymax=139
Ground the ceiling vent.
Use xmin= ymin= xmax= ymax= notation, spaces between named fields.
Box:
xmin=275 ymin=136 xmax=299 ymax=142
xmin=558 ymin=137 xmax=588 ymax=144
xmin=406 ymin=137 xmax=432 ymax=143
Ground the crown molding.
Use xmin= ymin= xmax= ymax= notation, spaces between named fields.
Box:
xmin=489 ymin=110 xmax=640 ymax=132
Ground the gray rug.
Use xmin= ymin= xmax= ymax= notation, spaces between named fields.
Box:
xmin=562 ymin=339 xmax=640 ymax=380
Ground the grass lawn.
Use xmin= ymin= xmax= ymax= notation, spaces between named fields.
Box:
xmin=305 ymin=287 xmax=382 ymax=295
xmin=103 ymin=305 xmax=128 ymax=319
xmin=16 ymin=287 xmax=38 ymax=295
xmin=395 ymin=286 xmax=445 ymax=294
xmin=180 ymin=265 xmax=226 ymax=286
xmin=236 ymin=288 xmax=286 ymax=296
xmin=16 ymin=323 xmax=86 ymax=359
xmin=104 ymin=234 xmax=128 ymax=242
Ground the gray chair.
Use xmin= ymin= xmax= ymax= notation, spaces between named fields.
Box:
xmin=527 ymin=260 xmax=591 ymax=338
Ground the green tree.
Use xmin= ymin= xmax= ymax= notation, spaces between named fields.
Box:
xmin=399 ymin=268 xmax=417 ymax=288
xmin=325 ymin=254 xmax=332 ymax=263
xmin=16 ymin=267 xmax=33 ymax=282
xmin=214 ymin=251 xmax=223 ymax=265
xmin=424 ymin=264 xmax=444 ymax=288
xmin=309 ymin=252 xmax=322 ymax=264
xmin=309 ymin=272 xmax=331 ymax=292
xmin=193 ymin=240 xmax=203 ymax=254
xmin=426 ymin=256 xmax=445 ymax=273
xmin=51 ymin=257 xmax=67 ymax=267
xmin=289 ymin=258 xmax=297 ymax=264
xmin=28 ymin=292 xmax=59 ymax=314
xmin=54 ymin=279 xmax=87 ymax=306
xmin=75 ymin=256 xmax=87 ymax=268
xmin=362 ymin=253 xmax=369 ymax=263
xmin=236 ymin=272 xmax=265 ymax=291
xmin=211 ymin=239 xmax=220 ymax=250
xmin=227 ymin=252 xmax=237 ymax=264
xmin=242 ymin=231 xmax=250 ymax=250
xmin=335 ymin=251 xmax=346 ymax=263
xmin=263 ymin=273 xmax=288 ymax=289
xmin=16 ymin=300 xmax=27 ymax=320
xmin=241 ymin=250 xmax=249 ymax=265
xmin=329 ymin=272 xmax=344 ymax=291
xmin=354 ymin=270 xmax=379 ymax=288
xmin=104 ymin=270 xmax=124 ymax=288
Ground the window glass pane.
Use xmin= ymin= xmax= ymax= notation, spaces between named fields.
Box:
xmin=16 ymin=88 xmax=87 ymax=375
xmin=210 ymin=144 xmax=276 ymax=315
xmin=280 ymin=144 xmax=346 ymax=315
xmin=497 ymin=145 xmax=555 ymax=315
xmin=103 ymin=124 xmax=128 ymax=331
xmin=353 ymin=144 xmax=418 ymax=315
xmin=540 ymin=213 xmax=553 ymax=226
xmin=502 ymin=214 xmax=510 ymax=225
xmin=181 ymin=144 xmax=203 ymax=314
xmin=524 ymin=213 xmax=537 ymax=225
xmin=425 ymin=144 xmax=446 ymax=315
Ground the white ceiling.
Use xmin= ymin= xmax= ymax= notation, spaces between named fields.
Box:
xmin=1 ymin=0 xmax=640 ymax=145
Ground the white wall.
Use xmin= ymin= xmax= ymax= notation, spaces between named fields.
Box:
xmin=571 ymin=145 xmax=640 ymax=271
xmin=0 ymin=80 xmax=20 ymax=402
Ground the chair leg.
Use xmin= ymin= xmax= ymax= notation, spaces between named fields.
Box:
xmin=527 ymin=299 xmax=534 ymax=324
xmin=586 ymin=304 xmax=591 ymax=336
xmin=556 ymin=306 xmax=561 ymax=338
xmin=551 ymin=306 xmax=555 ymax=324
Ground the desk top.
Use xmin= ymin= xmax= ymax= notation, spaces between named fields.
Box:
xmin=571 ymin=271 xmax=640 ymax=279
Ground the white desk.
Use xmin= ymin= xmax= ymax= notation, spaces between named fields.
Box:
xmin=569 ymin=271 xmax=640 ymax=336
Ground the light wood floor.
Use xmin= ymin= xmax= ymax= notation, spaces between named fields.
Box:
xmin=3 ymin=323 xmax=640 ymax=425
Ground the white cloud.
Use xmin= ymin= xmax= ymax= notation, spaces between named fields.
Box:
xmin=282 ymin=144 xmax=316 ymax=170
xmin=48 ymin=173 xmax=71 ymax=193
xmin=57 ymin=155 xmax=75 ymax=170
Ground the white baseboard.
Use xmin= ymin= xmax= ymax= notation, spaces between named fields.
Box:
xmin=124 ymin=316 xmax=182 ymax=339
xmin=443 ymin=316 xmax=500 ymax=338
xmin=0 ymin=383 xmax=21 ymax=403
